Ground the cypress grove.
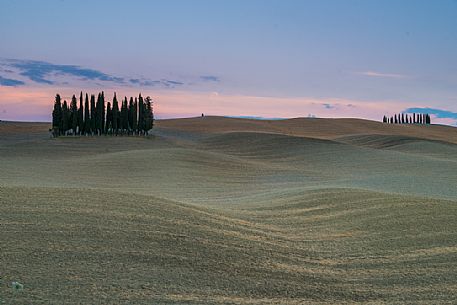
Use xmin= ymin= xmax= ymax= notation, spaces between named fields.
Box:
xmin=381 ymin=113 xmax=431 ymax=125
xmin=51 ymin=92 xmax=154 ymax=137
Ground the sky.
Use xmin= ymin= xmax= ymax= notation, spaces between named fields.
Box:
xmin=1 ymin=0 xmax=457 ymax=124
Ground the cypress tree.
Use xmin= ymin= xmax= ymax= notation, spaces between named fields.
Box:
xmin=101 ymin=91 xmax=106 ymax=134
xmin=138 ymin=94 xmax=144 ymax=134
xmin=120 ymin=97 xmax=128 ymax=133
xmin=70 ymin=95 xmax=78 ymax=135
xmin=84 ymin=93 xmax=91 ymax=135
xmin=125 ymin=98 xmax=129 ymax=131
xmin=90 ymin=94 xmax=96 ymax=134
xmin=144 ymin=96 xmax=154 ymax=134
xmin=69 ymin=102 xmax=74 ymax=133
xmin=95 ymin=93 xmax=101 ymax=134
xmin=112 ymin=93 xmax=119 ymax=135
xmin=128 ymin=97 xmax=134 ymax=134
xmin=52 ymin=94 xmax=62 ymax=136
xmin=62 ymin=100 xmax=70 ymax=135
xmin=78 ymin=92 xmax=84 ymax=134
xmin=133 ymin=97 xmax=138 ymax=134
xmin=394 ymin=114 xmax=398 ymax=124
xmin=106 ymin=102 xmax=112 ymax=134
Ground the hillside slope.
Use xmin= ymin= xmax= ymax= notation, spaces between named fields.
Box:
xmin=1 ymin=117 xmax=456 ymax=304
xmin=158 ymin=116 xmax=457 ymax=144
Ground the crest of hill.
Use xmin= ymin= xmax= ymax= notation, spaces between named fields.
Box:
xmin=1 ymin=117 xmax=456 ymax=145
xmin=0 ymin=121 xmax=50 ymax=135
xmin=158 ymin=116 xmax=457 ymax=144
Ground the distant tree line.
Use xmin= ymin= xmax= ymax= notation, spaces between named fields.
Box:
xmin=52 ymin=92 xmax=153 ymax=137
xmin=382 ymin=113 xmax=431 ymax=125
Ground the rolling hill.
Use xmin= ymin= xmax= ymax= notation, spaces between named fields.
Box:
xmin=1 ymin=117 xmax=456 ymax=304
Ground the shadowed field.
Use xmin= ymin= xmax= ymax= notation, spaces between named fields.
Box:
xmin=1 ymin=117 xmax=456 ymax=304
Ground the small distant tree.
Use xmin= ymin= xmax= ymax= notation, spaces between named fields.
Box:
xmin=426 ymin=114 xmax=431 ymax=124
xmin=382 ymin=115 xmax=387 ymax=123
xmin=52 ymin=94 xmax=62 ymax=136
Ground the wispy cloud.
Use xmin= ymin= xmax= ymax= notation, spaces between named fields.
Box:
xmin=200 ymin=75 xmax=220 ymax=82
xmin=0 ymin=76 xmax=25 ymax=87
xmin=129 ymin=78 xmax=184 ymax=88
xmin=318 ymin=103 xmax=356 ymax=110
xmin=357 ymin=71 xmax=409 ymax=79
xmin=0 ymin=58 xmax=212 ymax=90
xmin=3 ymin=58 xmax=124 ymax=85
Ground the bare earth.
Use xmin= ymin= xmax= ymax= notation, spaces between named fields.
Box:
xmin=1 ymin=117 xmax=456 ymax=304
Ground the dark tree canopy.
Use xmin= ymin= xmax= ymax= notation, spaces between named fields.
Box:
xmin=51 ymin=91 xmax=155 ymax=137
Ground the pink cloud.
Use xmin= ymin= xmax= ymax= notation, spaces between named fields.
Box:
xmin=0 ymin=86 xmax=443 ymax=124
xmin=357 ymin=71 xmax=409 ymax=79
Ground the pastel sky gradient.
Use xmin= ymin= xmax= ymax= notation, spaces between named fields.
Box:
xmin=1 ymin=0 xmax=457 ymax=124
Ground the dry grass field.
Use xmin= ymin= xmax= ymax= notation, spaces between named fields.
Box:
xmin=1 ymin=117 xmax=457 ymax=304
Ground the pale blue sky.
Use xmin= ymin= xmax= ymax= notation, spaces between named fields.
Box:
xmin=1 ymin=0 xmax=457 ymax=123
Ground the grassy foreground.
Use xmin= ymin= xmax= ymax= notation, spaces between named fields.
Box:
xmin=1 ymin=117 xmax=456 ymax=304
